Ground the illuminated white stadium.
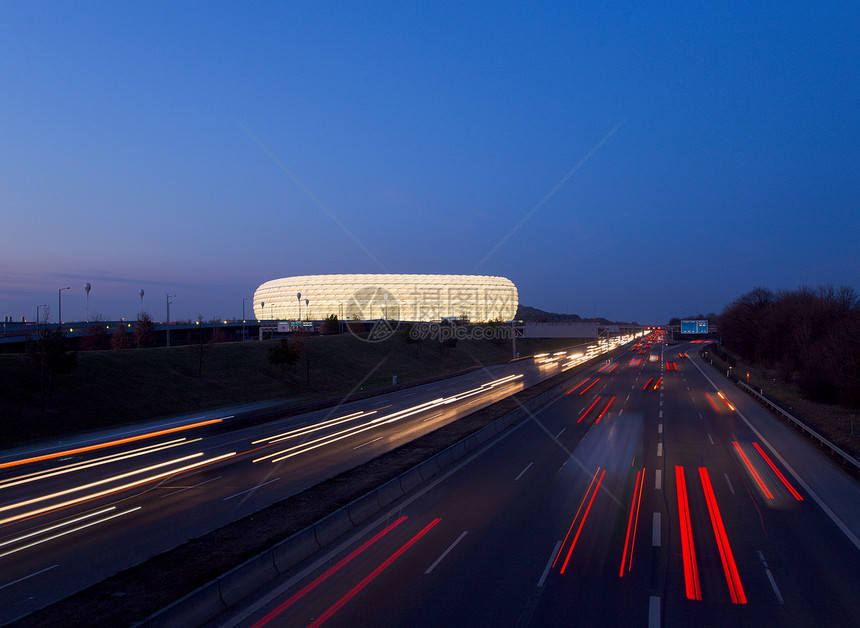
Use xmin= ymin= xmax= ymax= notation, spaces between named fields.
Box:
xmin=253 ymin=274 xmax=518 ymax=322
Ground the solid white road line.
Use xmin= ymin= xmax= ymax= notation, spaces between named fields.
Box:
xmin=425 ymin=531 xmax=468 ymax=575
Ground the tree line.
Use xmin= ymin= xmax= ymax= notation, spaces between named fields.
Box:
xmin=718 ymin=285 xmax=860 ymax=407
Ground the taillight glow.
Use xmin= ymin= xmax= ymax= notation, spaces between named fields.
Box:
xmin=619 ymin=468 xmax=645 ymax=577
xmin=250 ymin=516 xmax=408 ymax=628
xmin=699 ymin=467 xmax=746 ymax=604
xmin=560 ymin=469 xmax=606 ymax=574
xmin=308 ymin=518 xmax=441 ymax=627
xmin=578 ymin=396 xmax=601 ymax=423
xmin=567 ymin=378 xmax=590 ymax=395
xmin=733 ymin=441 xmax=774 ymax=499
xmin=675 ymin=465 xmax=701 ymax=600
xmin=752 ymin=442 xmax=803 ymax=500
xmin=596 ymin=397 xmax=615 ymax=423
xmin=579 ymin=378 xmax=600 ymax=395
xmin=705 ymin=393 xmax=719 ymax=411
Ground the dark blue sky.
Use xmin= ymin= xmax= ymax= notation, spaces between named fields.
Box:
xmin=2 ymin=2 xmax=857 ymax=324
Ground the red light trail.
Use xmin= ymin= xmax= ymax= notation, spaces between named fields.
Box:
xmin=675 ymin=466 xmax=701 ymax=600
xmin=309 ymin=518 xmax=441 ymax=627
xmin=699 ymin=467 xmax=747 ymax=604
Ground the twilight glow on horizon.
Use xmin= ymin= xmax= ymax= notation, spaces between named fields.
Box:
xmin=1 ymin=2 xmax=857 ymax=325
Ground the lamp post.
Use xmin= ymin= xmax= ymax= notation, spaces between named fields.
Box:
xmin=304 ymin=298 xmax=309 ymax=321
xmin=84 ymin=283 xmax=91 ymax=322
xmin=297 ymin=292 xmax=302 ymax=322
xmin=58 ymin=286 xmax=70 ymax=325
xmin=166 ymin=294 xmax=176 ymax=347
xmin=139 ymin=289 xmax=145 ymax=316
xmin=242 ymin=297 xmax=252 ymax=341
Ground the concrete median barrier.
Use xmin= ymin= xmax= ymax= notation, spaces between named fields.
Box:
xmin=273 ymin=526 xmax=320 ymax=573
xmin=399 ymin=466 xmax=424 ymax=494
xmin=219 ymin=552 xmax=279 ymax=608
xmin=348 ymin=492 xmax=381 ymax=526
xmin=375 ymin=478 xmax=404 ymax=507
xmin=418 ymin=457 xmax=440 ymax=481
xmin=144 ymin=580 xmax=225 ymax=628
xmin=314 ymin=507 xmax=354 ymax=548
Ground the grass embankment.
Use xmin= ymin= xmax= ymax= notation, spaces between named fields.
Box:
xmin=0 ymin=333 xmax=579 ymax=447
xmin=11 ymin=345 xmax=605 ymax=628
xmin=704 ymin=344 xmax=860 ymax=462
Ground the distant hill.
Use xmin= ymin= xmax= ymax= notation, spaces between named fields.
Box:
xmin=515 ymin=305 xmax=635 ymax=326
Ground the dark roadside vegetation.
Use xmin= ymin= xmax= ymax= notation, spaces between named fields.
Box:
xmin=8 ymin=338 xmax=605 ymax=627
xmin=712 ymin=285 xmax=860 ymax=461
xmin=0 ymin=328 xmax=576 ymax=449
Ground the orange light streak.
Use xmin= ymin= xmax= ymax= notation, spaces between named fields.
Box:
xmin=0 ymin=438 xmax=193 ymax=490
xmin=698 ymin=467 xmax=747 ymax=604
xmin=0 ymin=419 xmax=223 ymax=470
xmin=752 ymin=443 xmax=803 ymax=500
xmin=560 ymin=469 xmax=606 ymax=574
xmin=308 ymin=518 xmax=441 ymax=627
xmin=0 ymin=452 xmax=235 ymax=527
xmin=250 ymin=516 xmax=408 ymax=628
xmin=675 ymin=466 xmax=701 ymax=600
xmin=608 ymin=363 xmax=618 ymax=373
xmin=653 ymin=377 xmax=662 ymax=390
xmin=733 ymin=442 xmax=773 ymax=499
xmin=717 ymin=391 xmax=735 ymax=411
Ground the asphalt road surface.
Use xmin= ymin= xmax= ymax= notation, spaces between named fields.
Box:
xmin=214 ymin=339 xmax=860 ymax=628
xmin=0 ymin=336 xmax=630 ymax=625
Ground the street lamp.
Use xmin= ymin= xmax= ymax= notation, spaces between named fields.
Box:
xmin=139 ymin=289 xmax=145 ymax=316
xmin=297 ymin=292 xmax=302 ymax=321
xmin=84 ymin=283 xmax=91 ymax=322
xmin=304 ymin=298 xmax=309 ymax=321
xmin=166 ymin=294 xmax=176 ymax=347
xmin=242 ymin=297 xmax=252 ymax=341
xmin=58 ymin=286 xmax=70 ymax=325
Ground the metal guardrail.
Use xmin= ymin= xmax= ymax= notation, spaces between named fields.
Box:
xmin=734 ymin=379 xmax=860 ymax=472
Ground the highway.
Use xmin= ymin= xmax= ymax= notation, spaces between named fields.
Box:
xmin=215 ymin=337 xmax=860 ymax=628
xmin=0 ymin=336 xmax=634 ymax=625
